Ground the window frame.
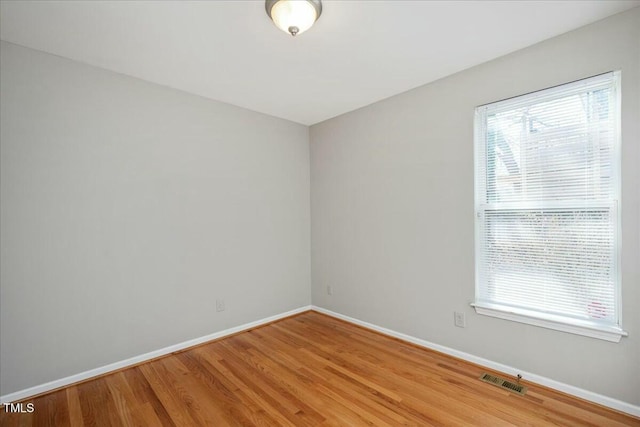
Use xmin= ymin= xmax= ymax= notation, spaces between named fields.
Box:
xmin=472 ymin=72 xmax=627 ymax=342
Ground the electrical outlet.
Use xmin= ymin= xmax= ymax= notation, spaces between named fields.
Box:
xmin=216 ymin=299 xmax=225 ymax=312
xmin=327 ymin=285 xmax=333 ymax=296
xmin=454 ymin=311 xmax=466 ymax=328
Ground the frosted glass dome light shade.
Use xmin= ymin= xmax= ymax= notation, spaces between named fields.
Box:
xmin=266 ymin=0 xmax=322 ymax=36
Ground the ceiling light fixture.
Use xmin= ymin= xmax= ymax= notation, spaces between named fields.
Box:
xmin=265 ymin=0 xmax=322 ymax=37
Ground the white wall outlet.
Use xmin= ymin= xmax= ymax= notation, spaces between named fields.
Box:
xmin=327 ymin=285 xmax=333 ymax=295
xmin=454 ymin=311 xmax=466 ymax=328
xmin=216 ymin=299 xmax=225 ymax=312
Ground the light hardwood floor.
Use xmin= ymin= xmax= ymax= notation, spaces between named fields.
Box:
xmin=1 ymin=311 xmax=638 ymax=426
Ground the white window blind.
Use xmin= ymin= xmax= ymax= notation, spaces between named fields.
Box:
xmin=473 ymin=72 xmax=625 ymax=342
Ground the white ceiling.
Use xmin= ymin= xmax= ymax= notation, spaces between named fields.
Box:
xmin=1 ymin=1 xmax=638 ymax=125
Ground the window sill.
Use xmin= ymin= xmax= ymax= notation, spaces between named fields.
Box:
xmin=471 ymin=302 xmax=628 ymax=343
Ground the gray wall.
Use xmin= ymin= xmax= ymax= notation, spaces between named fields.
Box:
xmin=311 ymin=8 xmax=640 ymax=405
xmin=0 ymin=41 xmax=311 ymax=396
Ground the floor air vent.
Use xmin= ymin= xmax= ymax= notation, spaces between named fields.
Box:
xmin=479 ymin=373 xmax=527 ymax=395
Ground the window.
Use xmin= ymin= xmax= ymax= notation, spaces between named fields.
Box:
xmin=473 ymin=72 xmax=626 ymax=342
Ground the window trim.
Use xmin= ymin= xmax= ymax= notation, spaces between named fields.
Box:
xmin=471 ymin=302 xmax=627 ymax=342
xmin=473 ymin=72 xmax=626 ymax=342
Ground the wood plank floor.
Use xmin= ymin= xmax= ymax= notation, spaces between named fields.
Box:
xmin=1 ymin=311 xmax=638 ymax=426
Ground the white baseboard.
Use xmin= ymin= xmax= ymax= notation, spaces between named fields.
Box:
xmin=0 ymin=305 xmax=312 ymax=404
xmin=311 ymin=305 xmax=640 ymax=418
xmin=3 ymin=304 xmax=638 ymax=418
